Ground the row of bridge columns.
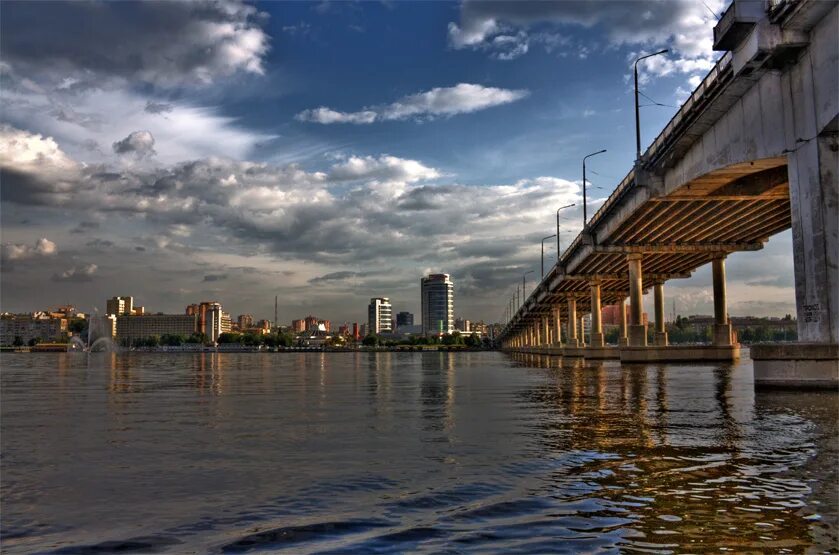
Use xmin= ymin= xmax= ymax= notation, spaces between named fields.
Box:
xmin=502 ymin=253 xmax=733 ymax=350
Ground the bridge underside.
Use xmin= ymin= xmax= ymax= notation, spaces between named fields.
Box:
xmin=499 ymin=0 xmax=837 ymax=387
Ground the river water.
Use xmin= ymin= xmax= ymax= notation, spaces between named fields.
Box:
xmin=1 ymin=351 xmax=836 ymax=553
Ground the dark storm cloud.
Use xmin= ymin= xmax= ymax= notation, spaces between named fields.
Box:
xmin=0 ymin=0 xmax=270 ymax=87
xmin=309 ymin=271 xmax=375 ymax=284
xmin=144 ymin=101 xmax=174 ymax=114
xmin=86 ymin=238 xmax=115 ymax=249
xmin=71 ymin=221 xmax=100 ymax=234
xmin=113 ymin=131 xmax=156 ymax=158
xmin=203 ymin=274 xmax=229 ymax=282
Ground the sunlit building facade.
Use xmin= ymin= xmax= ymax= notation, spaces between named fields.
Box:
xmin=421 ymin=273 xmax=453 ymax=335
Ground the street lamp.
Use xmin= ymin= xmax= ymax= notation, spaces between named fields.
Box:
xmin=556 ymin=203 xmax=575 ymax=261
xmin=522 ymin=270 xmax=534 ymax=308
xmin=583 ymin=150 xmax=606 ymax=226
xmin=541 ymin=234 xmax=556 ymax=278
xmin=634 ymin=49 xmax=669 ymax=161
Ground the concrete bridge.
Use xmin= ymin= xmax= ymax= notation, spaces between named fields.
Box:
xmin=498 ymin=0 xmax=837 ymax=388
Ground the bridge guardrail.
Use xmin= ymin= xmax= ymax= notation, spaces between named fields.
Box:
xmin=508 ymin=51 xmax=737 ymax=336
xmin=559 ymin=52 xmax=734 ymax=266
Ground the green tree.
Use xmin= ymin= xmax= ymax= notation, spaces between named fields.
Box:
xmin=13 ymin=336 xmax=23 ymax=347
xmin=160 ymin=334 xmax=186 ymax=346
xmin=185 ymin=333 xmax=208 ymax=344
xmin=28 ymin=337 xmax=40 ymax=347
xmin=217 ymin=332 xmax=242 ymax=344
xmin=68 ymin=318 xmax=86 ymax=333
xmin=362 ymin=334 xmax=379 ymax=346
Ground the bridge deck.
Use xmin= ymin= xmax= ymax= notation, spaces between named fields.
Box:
xmin=506 ymin=50 xmax=794 ymax=328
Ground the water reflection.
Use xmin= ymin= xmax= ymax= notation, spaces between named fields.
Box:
xmin=0 ymin=352 xmax=834 ymax=553
xmin=515 ymin=354 xmax=833 ymax=552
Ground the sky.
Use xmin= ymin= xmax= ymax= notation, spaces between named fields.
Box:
xmin=0 ymin=0 xmax=796 ymax=325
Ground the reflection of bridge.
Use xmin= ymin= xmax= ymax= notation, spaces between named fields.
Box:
xmin=498 ymin=0 xmax=837 ymax=388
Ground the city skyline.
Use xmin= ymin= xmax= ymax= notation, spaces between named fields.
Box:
xmin=0 ymin=0 xmax=796 ymax=323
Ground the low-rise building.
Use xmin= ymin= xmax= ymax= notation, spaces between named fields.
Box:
xmin=116 ymin=314 xmax=197 ymax=345
xmin=0 ymin=313 xmax=68 ymax=346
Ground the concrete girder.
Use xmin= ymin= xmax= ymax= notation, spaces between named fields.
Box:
xmin=642 ymin=201 xmax=716 ymax=242
xmin=689 ymin=198 xmax=787 ymax=242
xmin=622 ymin=200 xmax=697 ymax=243
xmin=674 ymin=199 xmax=771 ymax=242
xmin=594 ymin=243 xmax=764 ymax=254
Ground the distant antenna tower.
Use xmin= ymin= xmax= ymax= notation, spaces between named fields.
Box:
xmin=274 ymin=295 xmax=278 ymax=328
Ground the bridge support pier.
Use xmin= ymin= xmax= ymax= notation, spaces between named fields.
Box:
xmin=566 ymin=296 xmax=579 ymax=347
xmin=627 ymin=254 xmax=648 ymax=346
xmin=653 ymin=283 xmax=669 ymax=346
xmin=542 ymin=316 xmax=550 ymax=347
xmin=712 ymin=257 xmax=734 ymax=346
xmin=752 ymin=118 xmax=838 ymax=388
xmin=589 ymin=280 xmax=605 ymax=347
xmin=553 ymin=306 xmax=563 ymax=347
xmin=618 ymin=298 xmax=628 ymax=346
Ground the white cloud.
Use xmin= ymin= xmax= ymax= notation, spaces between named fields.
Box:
xmin=52 ymin=263 xmax=98 ymax=282
xmin=1 ymin=237 xmax=58 ymax=261
xmin=296 ymin=107 xmax=378 ymax=125
xmin=448 ymin=0 xmax=724 ymax=81
xmin=328 ymin=155 xmax=440 ymax=183
xmin=0 ymin=0 xmax=270 ymax=87
xmin=296 ymin=83 xmax=529 ymax=124
xmin=1 ymin=85 xmax=271 ymax=165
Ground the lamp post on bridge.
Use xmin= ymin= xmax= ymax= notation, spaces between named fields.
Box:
xmin=541 ymin=234 xmax=556 ymax=278
xmin=582 ymin=150 xmax=607 ymax=226
xmin=522 ymin=270 xmax=534 ymax=310
xmin=556 ymin=203 xmax=575 ymax=261
xmin=634 ymin=49 xmax=669 ymax=162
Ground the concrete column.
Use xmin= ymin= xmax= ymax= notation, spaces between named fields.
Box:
xmin=627 ymin=254 xmax=647 ymax=346
xmin=567 ymin=296 xmax=578 ymax=347
xmin=589 ymin=280 xmax=604 ymax=347
xmin=653 ymin=283 xmax=668 ymax=346
xmin=618 ymin=297 xmax=628 ymax=346
xmin=543 ymin=317 xmax=550 ymax=347
xmin=712 ymin=257 xmax=733 ymax=346
xmin=578 ymin=315 xmax=586 ymax=347
xmin=553 ymin=306 xmax=562 ymax=346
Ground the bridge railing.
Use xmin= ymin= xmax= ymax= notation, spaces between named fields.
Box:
xmin=505 ymin=50 xmax=737 ymax=337
xmin=558 ymin=51 xmax=734 ymax=267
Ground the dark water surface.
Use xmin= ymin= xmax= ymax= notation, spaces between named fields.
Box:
xmin=1 ymin=351 xmax=836 ymax=553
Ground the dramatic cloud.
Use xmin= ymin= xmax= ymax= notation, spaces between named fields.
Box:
xmin=113 ymin=131 xmax=156 ymax=158
xmin=296 ymin=83 xmax=529 ymax=124
xmin=0 ymin=80 xmax=270 ymax=165
xmin=1 ymin=238 xmax=57 ymax=261
xmin=448 ymin=0 xmax=723 ymax=74
xmin=51 ymin=263 xmax=98 ymax=283
xmin=0 ymin=0 xmax=270 ymax=87
xmin=203 ymin=274 xmax=229 ymax=282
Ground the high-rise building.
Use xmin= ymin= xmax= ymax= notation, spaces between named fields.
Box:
xmin=396 ymin=311 xmax=414 ymax=327
xmin=186 ymin=301 xmax=225 ymax=342
xmin=421 ymin=273 xmax=453 ymax=335
xmin=291 ymin=319 xmax=306 ymax=333
xmin=368 ymin=298 xmax=392 ymax=334
xmin=304 ymin=315 xmax=319 ymax=331
xmin=106 ymin=296 xmax=134 ymax=316
xmin=237 ymin=314 xmax=254 ymax=329
xmin=352 ymin=322 xmax=360 ymax=340
xmin=454 ymin=318 xmax=471 ymax=332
